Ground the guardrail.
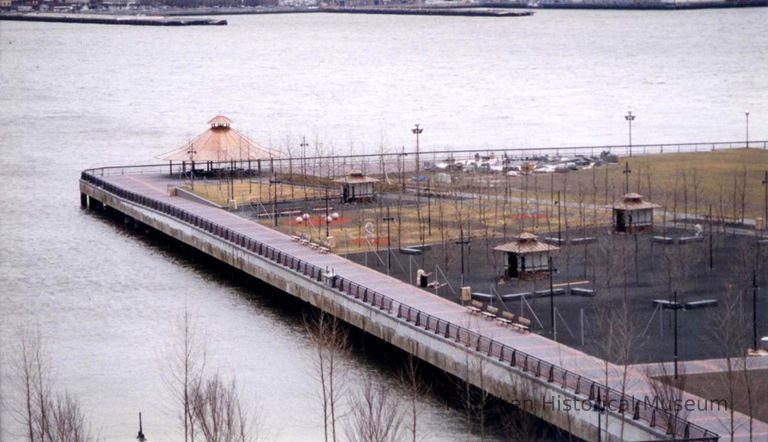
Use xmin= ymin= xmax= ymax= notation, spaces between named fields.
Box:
xmin=80 ymin=170 xmax=719 ymax=442
xmin=86 ymin=139 xmax=766 ymax=180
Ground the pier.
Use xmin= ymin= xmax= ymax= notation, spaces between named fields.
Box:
xmin=78 ymin=160 xmax=768 ymax=441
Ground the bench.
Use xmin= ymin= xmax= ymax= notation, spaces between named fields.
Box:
xmin=684 ymin=299 xmax=718 ymax=309
xmin=571 ymin=237 xmax=597 ymax=245
xmin=514 ymin=316 xmax=531 ymax=332
xmin=309 ymin=242 xmax=320 ymax=250
xmin=543 ymin=237 xmax=566 ymax=246
xmin=678 ymin=236 xmax=704 ymax=244
xmin=481 ymin=305 xmax=499 ymax=320
xmin=653 ymin=236 xmax=675 ymax=244
xmin=300 ymin=239 xmax=310 ymax=246
xmin=570 ymin=287 xmax=596 ymax=297
xmin=471 ymin=292 xmax=494 ymax=301
xmin=497 ymin=311 xmax=515 ymax=326
xmin=290 ymin=235 xmax=301 ymax=242
xmin=319 ymin=247 xmax=330 ymax=254
xmin=533 ymin=288 xmax=566 ymax=298
xmin=653 ymin=299 xmax=683 ymax=310
xmin=399 ymin=247 xmax=422 ymax=255
xmin=467 ymin=300 xmax=483 ymax=315
xmin=501 ymin=292 xmax=532 ymax=301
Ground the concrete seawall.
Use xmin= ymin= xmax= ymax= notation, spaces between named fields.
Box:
xmin=80 ymin=170 xmax=725 ymax=441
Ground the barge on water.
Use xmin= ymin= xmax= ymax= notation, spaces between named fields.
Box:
xmin=0 ymin=13 xmax=227 ymax=26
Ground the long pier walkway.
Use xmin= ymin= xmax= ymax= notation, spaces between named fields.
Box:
xmin=81 ymin=169 xmax=767 ymax=441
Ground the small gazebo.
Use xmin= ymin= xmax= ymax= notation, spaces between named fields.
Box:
xmin=157 ymin=115 xmax=282 ymax=163
xmin=333 ymin=170 xmax=379 ymax=203
xmin=494 ymin=232 xmax=559 ymax=280
xmin=610 ymin=193 xmax=660 ymax=233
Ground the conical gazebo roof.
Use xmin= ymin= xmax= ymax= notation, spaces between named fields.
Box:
xmin=158 ymin=116 xmax=282 ymax=162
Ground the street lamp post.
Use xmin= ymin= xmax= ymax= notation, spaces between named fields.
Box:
xmin=745 ymin=112 xmax=750 ymax=149
xmin=763 ymin=171 xmax=768 ymax=236
xmin=549 ymin=255 xmax=556 ymax=340
xmin=300 ymin=136 xmax=308 ymax=176
xmin=455 ymin=231 xmax=470 ymax=288
xmin=673 ymin=290 xmax=679 ymax=379
xmin=594 ymin=389 xmax=605 ymax=442
xmin=230 ymin=159 xmax=236 ymax=202
xmin=383 ymin=207 xmax=395 ymax=275
xmin=623 ymin=162 xmax=632 ymax=194
xmin=625 ymin=111 xmax=636 ymax=157
xmin=412 ymin=124 xmax=424 ymax=246
xmin=753 ymin=271 xmax=759 ymax=352
xmin=427 ymin=178 xmax=432 ymax=236
xmin=273 ymin=178 xmax=281 ymax=228
xmin=556 ymin=191 xmax=562 ymax=244
xmin=325 ymin=180 xmax=330 ymax=238
xmin=186 ymin=143 xmax=197 ymax=190
xmin=400 ymin=146 xmax=407 ymax=191
xmin=411 ymin=124 xmax=423 ymax=178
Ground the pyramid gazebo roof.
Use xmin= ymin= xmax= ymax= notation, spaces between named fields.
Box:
xmin=494 ymin=232 xmax=560 ymax=254
xmin=158 ymin=116 xmax=282 ymax=162
xmin=333 ymin=170 xmax=379 ymax=184
xmin=609 ymin=193 xmax=661 ymax=210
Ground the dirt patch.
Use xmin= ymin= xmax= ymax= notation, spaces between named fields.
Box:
xmin=286 ymin=216 xmax=352 ymax=226
xmin=350 ymin=237 xmax=391 ymax=247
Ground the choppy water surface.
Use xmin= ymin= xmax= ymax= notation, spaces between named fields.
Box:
xmin=1 ymin=9 xmax=767 ymax=440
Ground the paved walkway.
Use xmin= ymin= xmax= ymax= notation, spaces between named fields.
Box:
xmin=98 ymin=173 xmax=767 ymax=441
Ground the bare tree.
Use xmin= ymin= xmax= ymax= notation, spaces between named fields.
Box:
xmin=343 ymin=378 xmax=404 ymax=442
xmin=11 ymin=327 xmax=41 ymax=441
xmin=398 ymin=342 xmax=429 ymax=442
xmin=10 ymin=327 xmax=96 ymax=442
xmin=304 ymin=308 xmax=350 ymax=442
xmin=645 ymin=362 xmax=690 ymax=437
xmin=10 ymin=327 xmax=54 ymax=442
xmin=589 ymin=237 xmax=643 ymax=440
xmin=46 ymin=392 xmax=96 ymax=442
xmin=162 ymin=307 xmax=207 ymax=442
xmin=499 ymin=371 xmax=550 ymax=442
xmin=710 ymin=284 xmax=751 ymax=440
xmin=191 ymin=375 xmax=254 ymax=442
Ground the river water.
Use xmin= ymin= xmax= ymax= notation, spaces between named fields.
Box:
xmin=1 ymin=9 xmax=767 ymax=441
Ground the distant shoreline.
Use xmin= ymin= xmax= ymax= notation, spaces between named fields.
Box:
xmin=1 ymin=0 xmax=765 ymax=25
xmin=145 ymin=1 xmax=768 ymax=13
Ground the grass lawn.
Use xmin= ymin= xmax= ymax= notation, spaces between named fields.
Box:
xmin=509 ymin=148 xmax=768 ymax=220
xmin=659 ymin=369 xmax=768 ymax=425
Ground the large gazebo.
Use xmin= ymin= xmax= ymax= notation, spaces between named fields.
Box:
xmin=158 ymin=115 xmax=282 ymax=163
xmin=494 ymin=232 xmax=559 ymax=280
xmin=610 ymin=193 xmax=660 ymax=233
